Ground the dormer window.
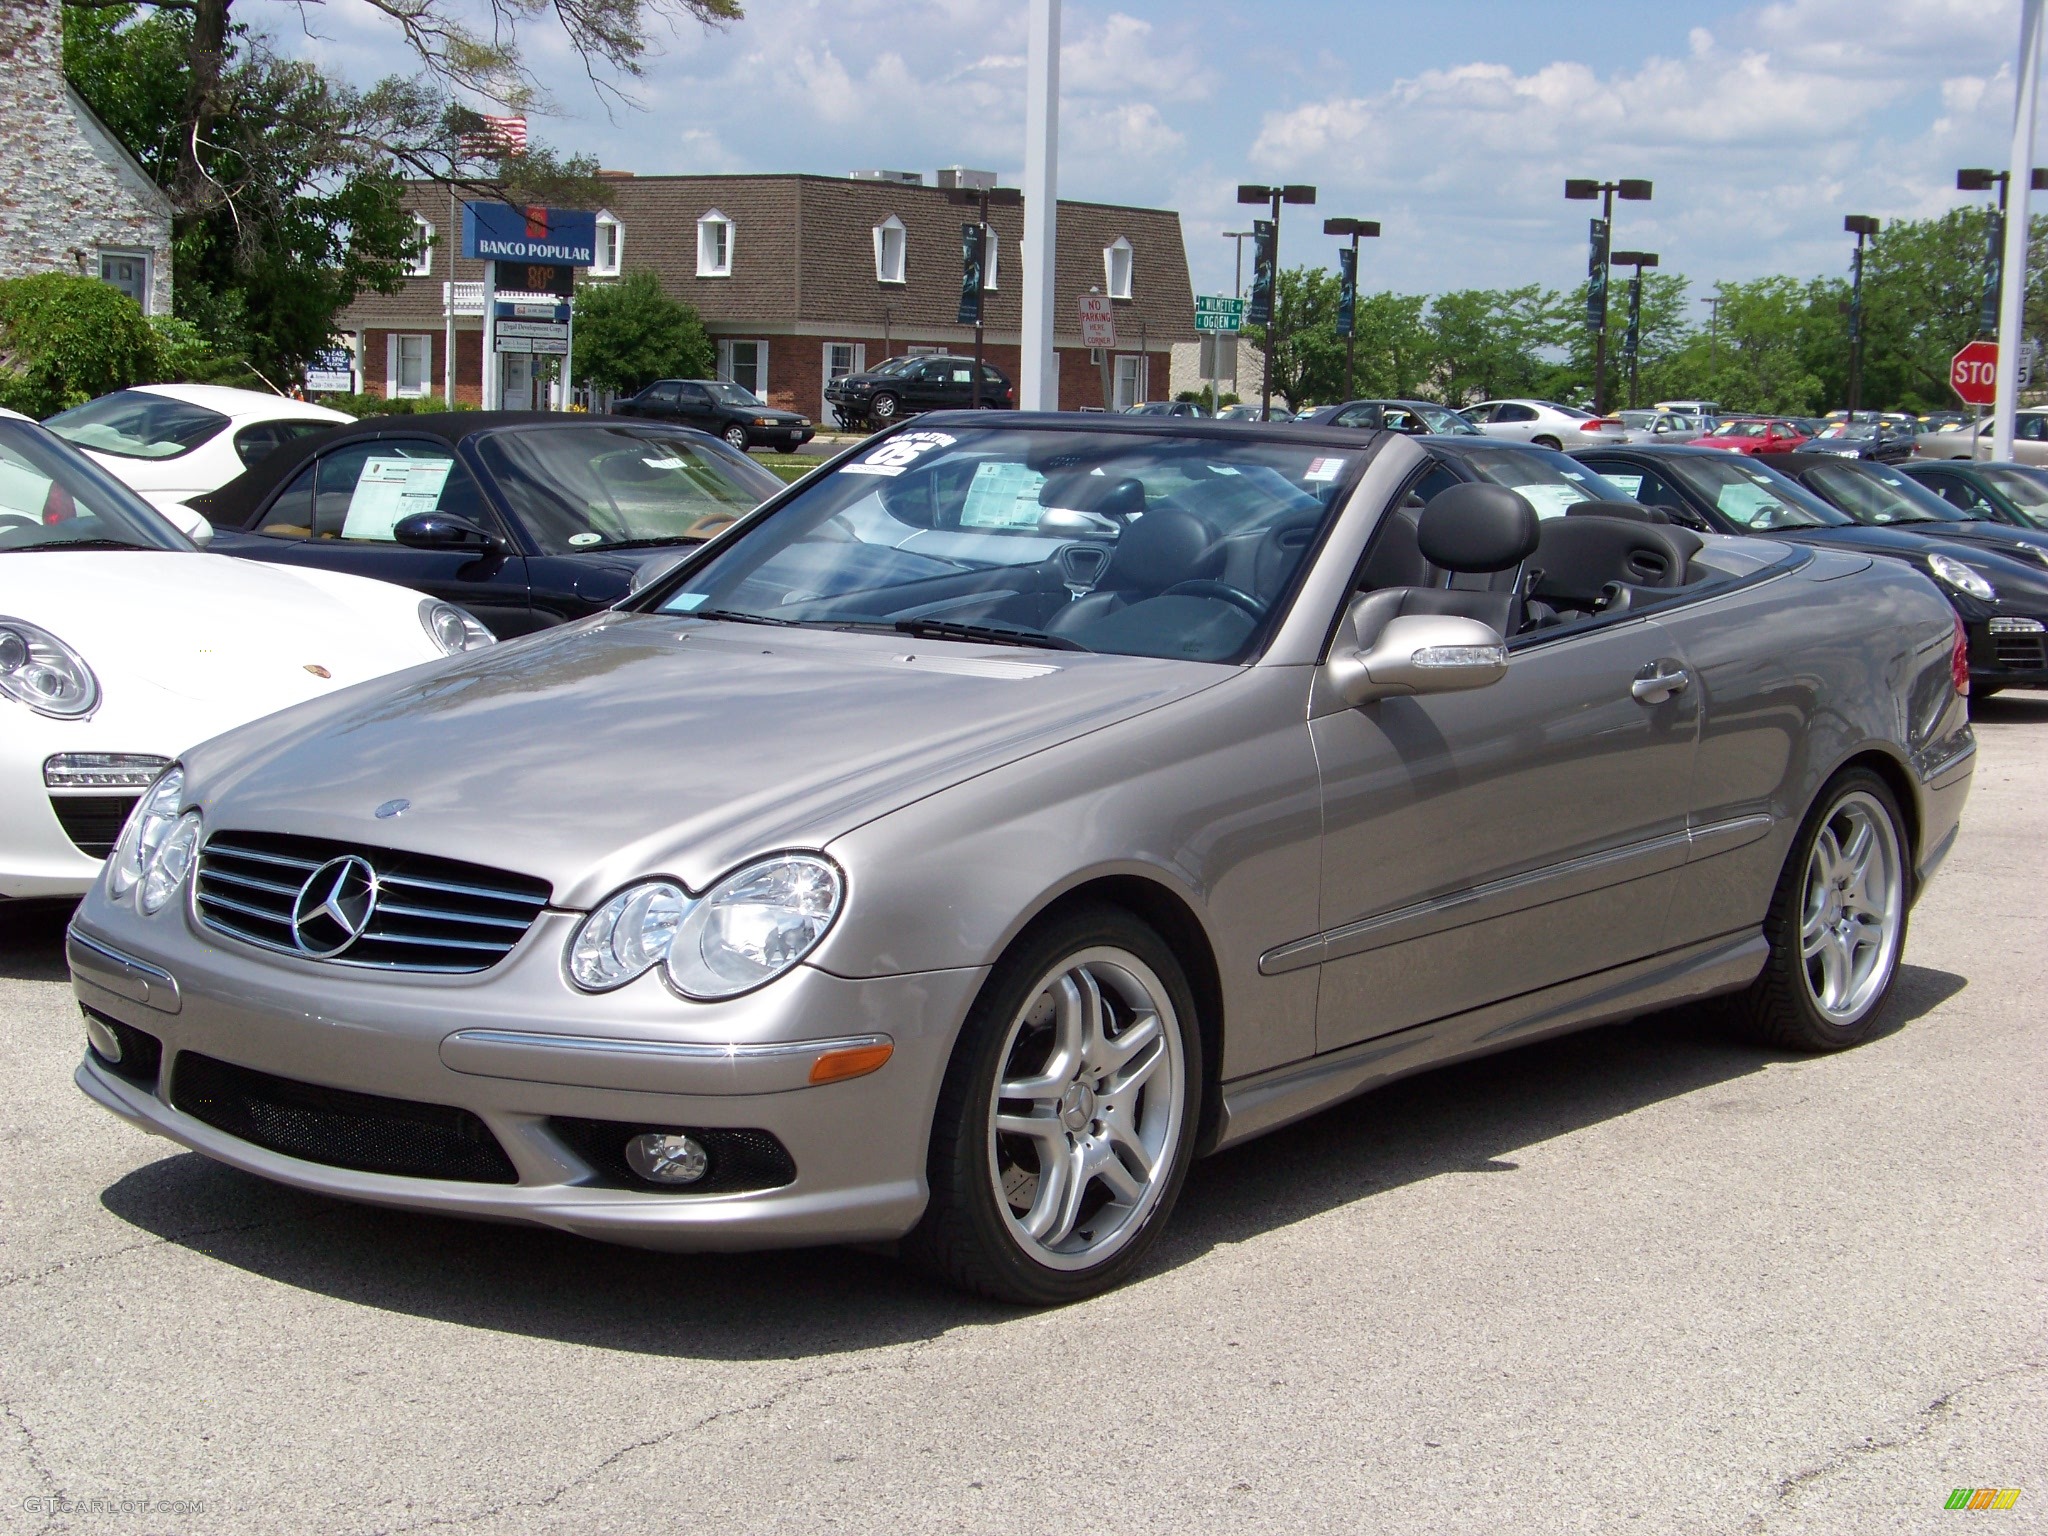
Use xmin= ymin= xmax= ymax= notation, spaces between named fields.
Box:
xmin=874 ymin=215 xmax=907 ymax=284
xmin=1104 ymin=236 xmax=1133 ymax=300
xmin=404 ymin=214 xmax=435 ymax=278
xmin=593 ymin=212 xmax=623 ymax=277
xmin=697 ymin=210 xmax=733 ymax=277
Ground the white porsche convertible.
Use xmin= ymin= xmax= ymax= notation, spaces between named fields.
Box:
xmin=0 ymin=412 xmax=494 ymax=900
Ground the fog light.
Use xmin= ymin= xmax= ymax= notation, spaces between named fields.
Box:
xmin=84 ymin=1010 xmax=122 ymax=1063
xmin=1988 ymin=616 xmax=2045 ymax=634
xmin=624 ymin=1131 xmax=709 ymax=1185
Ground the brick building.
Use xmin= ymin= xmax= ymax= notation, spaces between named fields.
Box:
xmin=339 ymin=172 xmax=1196 ymax=416
xmin=0 ymin=0 xmax=174 ymax=315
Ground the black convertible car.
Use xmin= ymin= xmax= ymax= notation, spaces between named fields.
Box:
xmin=186 ymin=413 xmax=783 ymax=636
xmin=1572 ymin=443 xmax=2048 ymax=699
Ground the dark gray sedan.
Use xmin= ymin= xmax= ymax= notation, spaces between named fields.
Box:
xmin=70 ymin=415 xmax=1973 ymax=1303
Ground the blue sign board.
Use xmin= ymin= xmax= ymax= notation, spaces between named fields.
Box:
xmin=461 ymin=203 xmax=597 ymax=266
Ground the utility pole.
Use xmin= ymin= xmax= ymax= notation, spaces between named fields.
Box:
xmin=1844 ymin=216 xmax=1879 ymax=416
xmin=1997 ymin=0 xmax=2044 ymax=460
xmin=1565 ymin=177 xmax=1653 ymax=413
xmin=1237 ymin=182 xmax=1317 ymax=419
xmin=1324 ymin=217 xmax=1380 ymax=403
xmin=1020 ymin=0 xmax=1060 ymax=411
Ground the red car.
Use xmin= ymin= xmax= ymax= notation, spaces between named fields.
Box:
xmin=1693 ymin=417 xmax=1809 ymax=455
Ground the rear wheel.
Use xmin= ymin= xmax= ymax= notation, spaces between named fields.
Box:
xmin=1734 ymin=768 xmax=1908 ymax=1051
xmin=906 ymin=906 xmax=1201 ymax=1305
xmin=722 ymin=423 xmax=751 ymax=452
xmin=1532 ymin=434 xmax=1563 ymax=450
xmin=869 ymin=392 xmax=902 ymax=424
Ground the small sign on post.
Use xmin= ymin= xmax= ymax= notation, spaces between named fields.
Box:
xmin=1078 ymin=293 xmax=1117 ymax=349
xmin=1194 ymin=295 xmax=1247 ymax=334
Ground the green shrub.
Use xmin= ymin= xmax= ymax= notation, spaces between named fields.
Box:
xmin=0 ymin=273 xmax=161 ymax=417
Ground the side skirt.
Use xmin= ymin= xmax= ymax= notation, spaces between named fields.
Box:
xmin=1210 ymin=928 xmax=1767 ymax=1152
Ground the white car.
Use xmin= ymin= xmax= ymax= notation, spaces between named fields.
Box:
xmin=1463 ymin=398 xmax=1628 ymax=449
xmin=1616 ymin=409 xmax=1707 ymax=445
xmin=42 ymin=384 xmax=349 ymax=537
xmin=0 ymin=413 xmax=493 ymax=900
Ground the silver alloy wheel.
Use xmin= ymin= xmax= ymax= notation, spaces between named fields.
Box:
xmin=987 ymin=947 xmax=1185 ymax=1272
xmin=723 ymin=424 xmax=749 ymax=451
xmin=1799 ymin=789 xmax=1903 ymax=1024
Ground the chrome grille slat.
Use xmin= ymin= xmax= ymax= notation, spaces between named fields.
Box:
xmin=195 ymin=830 xmax=550 ymax=974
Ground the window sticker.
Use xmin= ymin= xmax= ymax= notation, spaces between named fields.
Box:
xmin=642 ymin=457 xmax=687 ymax=471
xmin=1512 ymin=483 xmax=1588 ymax=519
xmin=1602 ymin=473 xmax=1645 ymax=497
xmin=341 ymin=456 xmax=454 ymax=540
xmin=842 ymin=430 xmax=957 ymax=478
xmin=1716 ymin=483 xmax=1782 ymax=526
xmin=1305 ymin=456 xmax=1345 ymax=483
xmin=960 ymin=461 xmax=1048 ymax=528
xmin=568 ymin=531 xmax=604 ymax=546
xmin=668 ymin=592 xmax=709 ymax=611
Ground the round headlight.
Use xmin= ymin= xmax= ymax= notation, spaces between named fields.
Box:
xmin=666 ymin=854 xmax=842 ymax=1000
xmin=420 ymin=599 xmax=496 ymax=655
xmin=138 ymin=809 xmax=202 ymax=915
xmin=0 ymin=617 xmax=99 ymax=717
xmin=107 ymin=765 xmax=184 ymax=898
xmin=568 ymin=880 xmax=688 ymax=991
xmin=1926 ymin=552 xmax=1996 ymax=601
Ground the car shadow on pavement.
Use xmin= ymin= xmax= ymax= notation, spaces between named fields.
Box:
xmin=1971 ymin=693 xmax=2048 ymax=722
xmin=0 ymin=899 xmax=75 ymax=983
xmin=96 ymin=966 xmax=1965 ymax=1356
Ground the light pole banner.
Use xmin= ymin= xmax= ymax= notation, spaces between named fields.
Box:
xmin=958 ymin=224 xmax=986 ymax=326
xmin=1246 ymin=219 xmax=1277 ymax=328
xmin=1981 ymin=210 xmax=2004 ymax=336
xmin=1336 ymin=246 xmax=1357 ymax=339
xmin=1586 ymin=217 xmax=1610 ymax=334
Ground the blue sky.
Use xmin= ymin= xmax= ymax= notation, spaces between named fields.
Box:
xmin=302 ymin=0 xmax=2034 ymax=309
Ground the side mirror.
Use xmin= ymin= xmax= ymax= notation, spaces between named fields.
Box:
xmin=1327 ymin=608 xmax=1508 ymax=706
xmin=394 ymin=511 xmax=501 ymax=551
xmin=627 ymin=551 xmax=691 ymax=596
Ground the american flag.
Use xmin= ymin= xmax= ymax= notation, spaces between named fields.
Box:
xmin=460 ymin=114 xmax=528 ymax=159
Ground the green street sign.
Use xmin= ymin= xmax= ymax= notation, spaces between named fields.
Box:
xmin=1194 ymin=294 xmax=1246 ymax=333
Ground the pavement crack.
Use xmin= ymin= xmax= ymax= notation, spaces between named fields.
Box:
xmin=0 ymin=1208 xmax=342 ymax=1293
xmin=4 ymin=1396 xmax=60 ymax=1509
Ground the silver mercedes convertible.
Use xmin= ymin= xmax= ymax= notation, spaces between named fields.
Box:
xmin=70 ymin=416 xmax=1976 ymax=1303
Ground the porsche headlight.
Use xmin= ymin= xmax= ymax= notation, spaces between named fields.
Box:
xmin=0 ymin=617 xmax=99 ymax=717
xmin=420 ymin=599 xmax=496 ymax=655
xmin=1926 ymin=552 xmax=1996 ymax=601
xmin=138 ymin=810 xmax=202 ymax=915
xmin=107 ymin=765 xmax=183 ymax=899
xmin=566 ymin=855 xmax=843 ymax=998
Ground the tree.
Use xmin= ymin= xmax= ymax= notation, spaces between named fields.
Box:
xmin=1240 ymin=266 xmax=1347 ymax=409
xmin=1348 ymin=292 xmax=1433 ymax=400
xmin=573 ymin=272 xmax=712 ymax=397
xmin=0 ymin=274 xmax=162 ymax=416
xmin=1428 ymin=286 xmax=1564 ymax=405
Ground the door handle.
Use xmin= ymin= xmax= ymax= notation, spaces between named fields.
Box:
xmin=1631 ymin=663 xmax=1690 ymax=704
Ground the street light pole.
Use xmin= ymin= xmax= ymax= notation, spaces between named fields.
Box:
xmin=1705 ymin=289 xmax=1725 ymax=393
xmin=1019 ymin=0 xmax=1060 ymax=412
xmin=1565 ymin=177 xmax=1652 ymax=414
xmin=1611 ymin=250 xmax=1658 ymax=410
xmin=1238 ymin=182 xmax=1317 ymax=419
xmin=1324 ymin=216 xmax=1380 ymax=402
xmin=1997 ymin=0 xmax=2044 ymax=461
xmin=1218 ymin=229 xmax=1254 ymax=415
xmin=1843 ymin=216 xmax=1879 ymax=416
xmin=949 ymin=183 xmax=1022 ymax=409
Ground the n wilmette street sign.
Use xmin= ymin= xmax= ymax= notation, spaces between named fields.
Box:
xmin=1194 ymin=294 xmax=1246 ymax=334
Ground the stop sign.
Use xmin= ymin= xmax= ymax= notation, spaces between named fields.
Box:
xmin=1952 ymin=339 xmax=1999 ymax=406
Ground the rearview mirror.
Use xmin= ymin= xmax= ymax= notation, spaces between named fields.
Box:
xmin=393 ymin=511 xmax=501 ymax=551
xmin=1327 ymin=609 xmax=1508 ymax=706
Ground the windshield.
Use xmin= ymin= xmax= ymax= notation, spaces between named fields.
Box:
xmin=0 ymin=421 xmax=193 ymax=551
xmin=1658 ymin=455 xmax=1847 ymax=529
xmin=1411 ymin=404 xmax=1480 ymax=435
xmin=475 ymin=425 xmax=782 ymax=550
xmin=706 ymin=382 xmax=765 ymax=408
xmin=1979 ymin=467 xmax=2048 ymax=525
xmin=1803 ymin=462 xmax=1967 ymax=525
xmin=1815 ymin=423 xmax=1876 ymax=441
xmin=866 ymin=357 xmax=917 ymax=378
xmin=44 ymin=390 xmax=230 ymax=461
xmin=1710 ymin=421 xmax=1770 ymax=439
xmin=644 ymin=426 xmax=1358 ymax=663
xmin=1454 ymin=445 xmax=1625 ymax=518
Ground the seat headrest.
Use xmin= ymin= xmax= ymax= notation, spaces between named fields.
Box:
xmin=1039 ymin=472 xmax=1146 ymax=519
xmin=1417 ymin=482 xmax=1541 ymax=573
xmin=1106 ymin=507 xmax=1219 ymax=590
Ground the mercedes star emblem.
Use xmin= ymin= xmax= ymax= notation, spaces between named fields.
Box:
xmin=290 ymin=855 xmax=380 ymax=957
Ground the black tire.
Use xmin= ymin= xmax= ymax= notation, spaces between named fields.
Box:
xmin=722 ymin=423 xmax=751 ymax=452
xmin=869 ymin=392 xmax=902 ymax=424
xmin=1733 ymin=767 xmax=1910 ymax=1052
xmin=1532 ymin=434 xmax=1563 ymax=450
xmin=904 ymin=905 xmax=1204 ymax=1305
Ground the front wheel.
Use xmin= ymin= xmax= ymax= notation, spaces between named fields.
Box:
xmin=906 ymin=907 xmax=1202 ymax=1304
xmin=869 ymin=392 xmax=902 ymax=424
xmin=722 ymin=424 xmax=751 ymax=452
xmin=1734 ymin=768 xmax=1909 ymax=1051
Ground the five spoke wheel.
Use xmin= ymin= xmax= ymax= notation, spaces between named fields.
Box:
xmin=1798 ymin=790 xmax=1902 ymax=1023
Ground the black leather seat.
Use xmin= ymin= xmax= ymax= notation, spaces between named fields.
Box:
xmin=1389 ymin=482 xmax=1543 ymax=635
xmin=1046 ymin=506 xmax=1221 ymax=635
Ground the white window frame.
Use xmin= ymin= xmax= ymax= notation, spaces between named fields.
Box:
xmin=405 ymin=215 xmax=435 ymax=278
xmin=1112 ymin=352 xmax=1148 ymax=411
xmin=592 ymin=211 xmax=623 ymax=277
xmin=873 ymin=215 xmax=907 ymax=285
xmin=822 ymin=341 xmax=866 ymax=419
xmin=717 ymin=338 xmax=768 ymax=398
xmin=386 ymin=332 xmax=434 ymax=398
xmin=1104 ymin=236 xmax=1134 ymax=301
xmin=96 ymin=248 xmax=153 ymax=313
xmin=697 ymin=210 xmax=733 ymax=277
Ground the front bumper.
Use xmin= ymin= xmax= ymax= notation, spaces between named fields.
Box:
xmin=67 ymin=900 xmax=987 ymax=1251
xmin=1966 ymin=612 xmax=2048 ymax=689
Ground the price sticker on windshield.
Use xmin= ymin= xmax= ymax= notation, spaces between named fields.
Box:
xmin=1305 ymin=457 xmax=1346 ymax=483
xmin=843 ymin=430 xmax=957 ymax=477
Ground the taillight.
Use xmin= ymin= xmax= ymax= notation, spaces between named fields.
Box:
xmin=1580 ymin=418 xmax=1621 ymax=432
xmin=1951 ymin=613 xmax=1970 ymax=696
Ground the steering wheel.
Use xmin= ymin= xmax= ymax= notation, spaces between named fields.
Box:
xmin=1161 ymin=579 xmax=1267 ymax=619
xmin=0 ymin=511 xmax=42 ymax=532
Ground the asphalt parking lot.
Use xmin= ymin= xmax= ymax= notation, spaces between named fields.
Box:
xmin=2 ymin=703 xmax=2043 ymax=1536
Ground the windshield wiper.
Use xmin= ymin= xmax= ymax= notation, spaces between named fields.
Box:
xmin=4 ymin=538 xmax=157 ymax=552
xmin=603 ymin=536 xmax=701 ymax=551
xmin=893 ymin=618 xmax=1087 ymax=652
xmin=687 ymin=608 xmax=800 ymax=626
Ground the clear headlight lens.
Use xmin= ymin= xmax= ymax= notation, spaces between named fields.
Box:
xmin=0 ymin=617 xmax=99 ymax=717
xmin=419 ymin=599 xmax=496 ymax=655
xmin=138 ymin=810 xmax=201 ymax=915
xmin=107 ymin=765 xmax=183 ymax=898
xmin=1926 ymin=552 xmax=1996 ymax=601
xmin=565 ymin=855 xmax=843 ymax=998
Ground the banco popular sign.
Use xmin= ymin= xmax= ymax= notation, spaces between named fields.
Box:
xmin=461 ymin=203 xmax=597 ymax=267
